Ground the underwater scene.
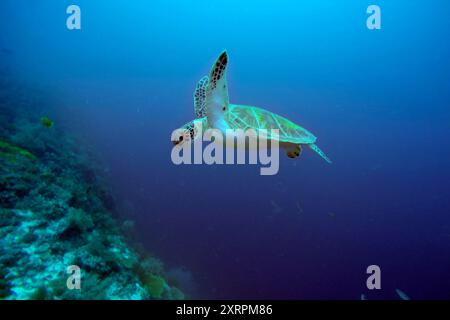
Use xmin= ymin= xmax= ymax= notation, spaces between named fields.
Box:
xmin=1 ymin=0 xmax=450 ymax=300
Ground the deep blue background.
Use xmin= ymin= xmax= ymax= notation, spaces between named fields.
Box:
xmin=1 ymin=0 xmax=450 ymax=299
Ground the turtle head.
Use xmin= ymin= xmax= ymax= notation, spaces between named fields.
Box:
xmin=171 ymin=120 xmax=202 ymax=146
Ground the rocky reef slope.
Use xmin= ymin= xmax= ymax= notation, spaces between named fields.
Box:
xmin=0 ymin=78 xmax=183 ymax=300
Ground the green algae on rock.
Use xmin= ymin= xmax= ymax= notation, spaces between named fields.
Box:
xmin=0 ymin=139 xmax=36 ymax=161
xmin=40 ymin=116 xmax=54 ymax=128
xmin=144 ymin=274 xmax=167 ymax=299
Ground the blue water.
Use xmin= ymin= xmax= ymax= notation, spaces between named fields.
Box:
xmin=1 ymin=0 xmax=450 ymax=299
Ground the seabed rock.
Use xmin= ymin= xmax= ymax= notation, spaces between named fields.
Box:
xmin=0 ymin=78 xmax=184 ymax=300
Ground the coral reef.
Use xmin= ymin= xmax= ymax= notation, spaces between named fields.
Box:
xmin=0 ymin=77 xmax=183 ymax=300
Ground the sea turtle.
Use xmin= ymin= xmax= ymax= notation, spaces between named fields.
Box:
xmin=172 ymin=51 xmax=331 ymax=163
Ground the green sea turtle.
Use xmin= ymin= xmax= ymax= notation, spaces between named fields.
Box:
xmin=172 ymin=51 xmax=331 ymax=163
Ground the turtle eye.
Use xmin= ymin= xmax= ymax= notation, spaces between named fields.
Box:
xmin=179 ymin=136 xmax=183 ymax=141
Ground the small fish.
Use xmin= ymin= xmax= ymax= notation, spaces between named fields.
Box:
xmin=370 ymin=164 xmax=382 ymax=171
xmin=40 ymin=116 xmax=54 ymax=128
xmin=328 ymin=211 xmax=336 ymax=218
xmin=396 ymin=289 xmax=410 ymax=300
xmin=295 ymin=201 xmax=303 ymax=214
xmin=275 ymin=181 xmax=287 ymax=193
xmin=270 ymin=200 xmax=282 ymax=214
xmin=360 ymin=294 xmax=366 ymax=300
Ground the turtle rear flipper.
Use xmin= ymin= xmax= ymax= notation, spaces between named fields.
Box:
xmin=309 ymin=143 xmax=332 ymax=164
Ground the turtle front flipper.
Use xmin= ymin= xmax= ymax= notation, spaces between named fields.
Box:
xmin=193 ymin=75 xmax=209 ymax=118
xmin=286 ymin=144 xmax=302 ymax=159
xmin=206 ymin=51 xmax=230 ymax=129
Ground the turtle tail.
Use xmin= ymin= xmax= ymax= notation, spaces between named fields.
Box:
xmin=309 ymin=144 xmax=332 ymax=164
